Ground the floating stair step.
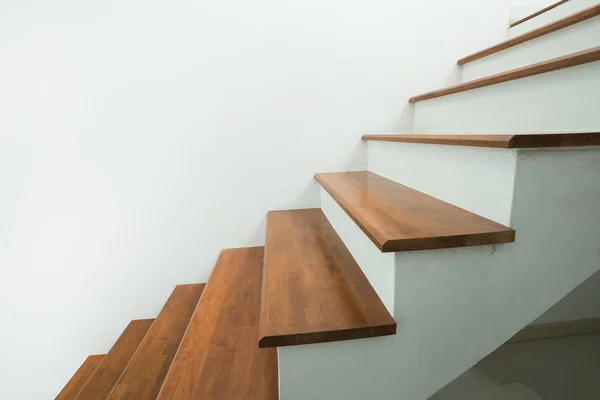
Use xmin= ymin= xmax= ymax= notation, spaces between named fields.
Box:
xmin=413 ymin=47 xmax=600 ymax=133
xmin=259 ymin=209 xmax=396 ymax=348
xmin=462 ymin=4 xmax=600 ymax=65
xmin=107 ymin=284 xmax=205 ymax=400
xmin=55 ymin=355 xmax=105 ymax=400
xmin=460 ymin=4 xmax=600 ymax=81
xmin=74 ymin=319 xmax=154 ymax=400
xmin=510 ymin=0 xmax=569 ymax=28
xmin=157 ymin=247 xmax=278 ymax=400
xmin=315 ymin=171 xmax=515 ymax=252
xmin=362 ymin=133 xmax=600 ymax=149
xmin=510 ymin=0 xmax=597 ymax=37
xmin=410 ymin=47 xmax=600 ymax=103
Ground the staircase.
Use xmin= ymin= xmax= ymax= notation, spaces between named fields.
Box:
xmin=56 ymin=1 xmax=600 ymax=399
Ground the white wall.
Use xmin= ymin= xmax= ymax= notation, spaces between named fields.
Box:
xmin=0 ymin=0 xmax=511 ymax=398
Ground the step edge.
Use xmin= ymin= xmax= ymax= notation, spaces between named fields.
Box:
xmin=258 ymin=322 xmax=397 ymax=348
xmin=362 ymin=133 xmax=600 ymax=149
xmin=315 ymin=172 xmax=516 ymax=253
xmin=460 ymin=3 xmax=600 ymax=65
xmin=410 ymin=46 xmax=600 ymax=103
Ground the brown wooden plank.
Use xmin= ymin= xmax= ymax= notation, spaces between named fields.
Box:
xmin=259 ymin=209 xmax=396 ymax=348
xmin=157 ymin=247 xmax=278 ymax=400
xmin=315 ymin=171 xmax=515 ymax=252
xmin=361 ymin=133 xmax=600 ymax=149
xmin=460 ymin=4 xmax=600 ymax=64
xmin=107 ymin=284 xmax=205 ymax=400
xmin=74 ymin=319 xmax=154 ymax=400
xmin=410 ymin=46 xmax=600 ymax=103
xmin=362 ymin=134 xmax=514 ymax=148
xmin=55 ymin=355 xmax=105 ymax=400
xmin=510 ymin=0 xmax=569 ymax=28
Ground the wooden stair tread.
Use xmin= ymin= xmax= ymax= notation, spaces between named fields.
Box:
xmin=259 ymin=208 xmax=396 ymax=348
xmin=510 ymin=0 xmax=569 ymax=28
xmin=362 ymin=133 xmax=600 ymax=149
xmin=315 ymin=171 xmax=515 ymax=252
xmin=55 ymin=354 xmax=105 ymax=400
xmin=410 ymin=46 xmax=600 ymax=103
xmin=460 ymin=3 xmax=600 ymax=65
xmin=157 ymin=247 xmax=278 ymax=400
xmin=107 ymin=284 xmax=205 ymax=400
xmin=74 ymin=319 xmax=154 ymax=400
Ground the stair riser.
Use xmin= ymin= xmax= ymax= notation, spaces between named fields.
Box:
xmin=510 ymin=0 xmax=598 ymax=37
xmin=464 ymin=16 xmax=600 ymax=81
xmin=415 ymin=62 xmax=600 ymax=133
xmin=320 ymin=187 xmax=395 ymax=315
xmin=280 ymin=149 xmax=600 ymax=400
xmin=367 ymin=140 xmax=517 ymax=225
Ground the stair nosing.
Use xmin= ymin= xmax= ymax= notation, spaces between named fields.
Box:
xmin=410 ymin=46 xmax=600 ymax=103
xmin=362 ymin=133 xmax=600 ymax=149
xmin=315 ymin=171 xmax=515 ymax=253
xmin=259 ymin=323 xmax=397 ymax=348
xmin=460 ymin=4 xmax=600 ymax=65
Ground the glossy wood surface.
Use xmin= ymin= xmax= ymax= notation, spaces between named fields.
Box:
xmin=107 ymin=284 xmax=205 ymax=400
xmin=409 ymin=46 xmax=600 ymax=103
xmin=460 ymin=4 xmax=600 ymax=64
xmin=74 ymin=319 xmax=154 ymax=400
xmin=510 ymin=0 xmax=569 ymax=27
xmin=55 ymin=355 xmax=105 ymax=400
xmin=315 ymin=171 xmax=515 ymax=252
xmin=362 ymin=133 xmax=600 ymax=148
xmin=157 ymin=247 xmax=278 ymax=400
xmin=259 ymin=209 xmax=396 ymax=348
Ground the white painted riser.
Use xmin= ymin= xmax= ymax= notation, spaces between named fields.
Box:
xmin=509 ymin=0 xmax=599 ymax=37
xmin=415 ymin=61 xmax=600 ymax=133
xmin=367 ymin=140 xmax=517 ymax=225
xmin=279 ymin=148 xmax=600 ymax=400
xmin=464 ymin=16 xmax=600 ymax=81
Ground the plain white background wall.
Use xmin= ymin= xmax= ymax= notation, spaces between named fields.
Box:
xmin=0 ymin=0 xmax=511 ymax=398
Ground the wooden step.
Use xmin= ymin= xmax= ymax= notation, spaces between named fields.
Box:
xmin=315 ymin=171 xmax=515 ymax=252
xmin=409 ymin=46 xmax=600 ymax=103
xmin=55 ymin=355 xmax=105 ymax=400
xmin=157 ymin=247 xmax=278 ymax=400
xmin=461 ymin=4 xmax=600 ymax=65
xmin=259 ymin=209 xmax=396 ymax=348
xmin=107 ymin=284 xmax=205 ymax=400
xmin=74 ymin=319 xmax=154 ymax=400
xmin=362 ymin=133 xmax=600 ymax=149
xmin=510 ymin=0 xmax=569 ymax=28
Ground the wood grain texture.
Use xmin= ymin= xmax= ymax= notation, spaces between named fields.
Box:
xmin=74 ymin=319 xmax=154 ymax=400
xmin=157 ymin=247 xmax=278 ymax=400
xmin=510 ymin=0 xmax=569 ymax=28
xmin=107 ymin=284 xmax=205 ymax=400
xmin=362 ymin=133 xmax=600 ymax=149
xmin=315 ymin=171 xmax=515 ymax=252
xmin=259 ymin=209 xmax=396 ymax=348
xmin=55 ymin=355 xmax=105 ymax=400
xmin=461 ymin=4 xmax=600 ymax=64
xmin=410 ymin=46 xmax=600 ymax=103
